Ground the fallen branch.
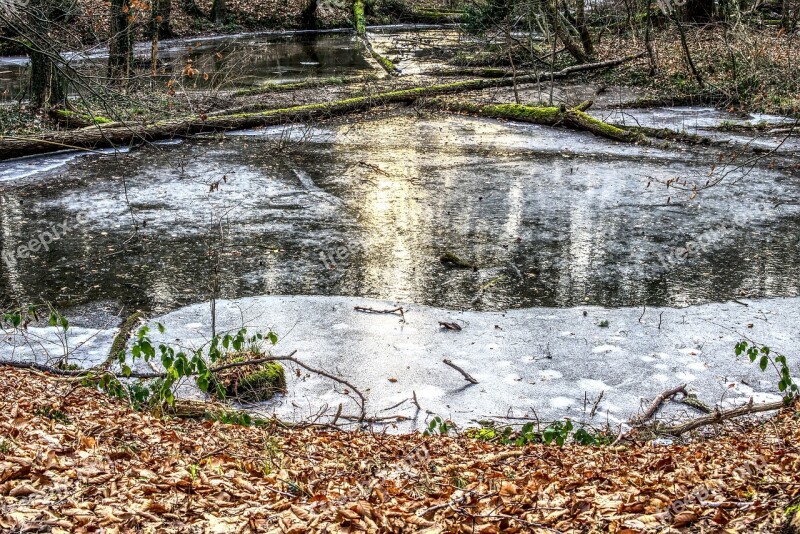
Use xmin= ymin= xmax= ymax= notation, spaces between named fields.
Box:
xmin=628 ymin=384 xmax=687 ymax=425
xmin=0 ymin=54 xmax=646 ymax=160
xmin=354 ymin=306 xmax=405 ymax=320
xmin=663 ymin=399 xmax=786 ymax=436
xmin=435 ymin=100 xmax=648 ymax=144
xmin=1 ymin=349 xmax=368 ymax=423
xmin=443 ymin=359 xmax=479 ymax=384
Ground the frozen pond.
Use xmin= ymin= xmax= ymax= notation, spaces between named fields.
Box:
xmin=0 ymin=107 xmax=798 ymax=428
xmin=2 ymin=294 xmax=795 ymax=431
xmin=1 ymin=112 xmax=799 ymax=316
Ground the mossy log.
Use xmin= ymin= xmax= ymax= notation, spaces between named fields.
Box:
xmin=353 ymin=0 xmax=366 ymax=36
xmin=0 ymin=54 xmax=645 ymax=160
xmin=232 ymin=75 xmax=377 ymax=97
xmin=210 ymin=354 xmax=287 ymax=403
xmin=107 ymin=311 xmax=145 ymax=365
xmin=437 ymin=101 xmax=647 ymax=144
xmin=50 ymin=109 xmax=113 ymax=128
xmin=440 ymin=251 xmax=476 ymax=269
xmin=361 ymin=37 xmax=400 ymax=76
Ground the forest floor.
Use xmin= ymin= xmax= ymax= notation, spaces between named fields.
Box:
xmin=1 ymin=366 xmax=799 ymax=532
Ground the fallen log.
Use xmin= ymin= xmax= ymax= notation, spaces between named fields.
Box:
xmin=663 ymin=398 xmax=787 ymax=436
xmin=437 ymin=101 xmax=648 ymax=144
xmin=0 ymin=54 xmax=646 ymax=160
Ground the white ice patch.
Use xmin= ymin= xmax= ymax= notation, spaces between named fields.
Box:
xmin=549 ymin=396 xmax=576 ymax=409
xmin=592 ymin=345 xmax=620 ymax=353
xmin=538 ymin=370 xmax=563 ymax=380
xmin=577 ymin=379 xmax=611 ymax=392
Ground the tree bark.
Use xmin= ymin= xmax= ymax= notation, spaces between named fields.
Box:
xmin=211 ymin=0 xmax=226 ymax=23
xmin=575 ymin=0 xmax=594 ymax=58
xmin=108 ymin=0 xmax=134 ymax=84
xmin=545 ymin=0 xmax=589 ymax=63
xmin=26 ymin=0 xmax=67 ymax=110
xmin=683 ymin=0 xmax=714 ymax=22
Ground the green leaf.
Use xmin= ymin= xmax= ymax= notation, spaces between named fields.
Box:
xmin=197 ymin=374 xmax=209 ymax=392
xmin=268 ymin=331 xmax=278 ymax=345
xmin=157 ymin=322 xmax=165 ymax=334
xmin=760 ymin=355 xmax=769 ymax=371
xmin=122 ymin=364 xmax=131 ymax=377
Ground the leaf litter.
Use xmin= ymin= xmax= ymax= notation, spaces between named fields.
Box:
xmin=1 ymin=367 xmax=798 ymax=532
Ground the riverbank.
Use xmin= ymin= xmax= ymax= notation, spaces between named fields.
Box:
xmin=1 ymin=366 xmax=797 ymax=532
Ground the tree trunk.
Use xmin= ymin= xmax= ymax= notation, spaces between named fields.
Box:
xmin=211 ymin=0 xmax=226 ymax=23
xmin=683 ymin=0 xmax=714 ymax=22
xmin=26 ymin=0 xmax=67 ymax=110
xmin=575 ymin=0 xmax=594 ymax=58
xmin=157 ymin=0 xmax=173 ymax=38
xmin=29 ymin=52 xmax=67 ymax=109
xmin=108 ymin=0 xmax=134 ymax=84
xmin=545 ymin=0 xmax=589 ymax=63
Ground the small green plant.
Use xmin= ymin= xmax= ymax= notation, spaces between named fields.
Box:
xmin=0 ymin=439 xmax=11 ymax=454
xmin=598 ymin=320 xmax=610 ymax=328
xmin=82 ymin=324 xmax=280 ymax=414
xmin=34 ymin=405 xmax=71 ymax=424
xmin=542 ymin=419 xmax=573 ymax=446
xmin=424 ymin=416 xmax=452 ymax=436
xmin=465 ymin=427 xmax=498 ymax=441
xmin=573 ymin=427 xmax=614 ymax=446
xmin=735 ymin=341 xmax=798 ymax=402
xmin=508 ymin=422 xmax=539 ymax=446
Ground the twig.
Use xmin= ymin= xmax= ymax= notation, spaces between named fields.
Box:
xmin=331 ymin=403 xmax=343 ymax=425
xmin=628 ymin=384 xmax=687 ymax=425
xmin=443 ymin=359 xmax=479 ymax=384
xmin=412 ymin=390 xmax=422 ymax=411
xmin=589 ymin=391 xmax=604 ymax=419
xmin=354 ymin=306 xmax=405 ymax=321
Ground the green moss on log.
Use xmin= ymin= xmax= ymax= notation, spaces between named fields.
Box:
xmin=353 ymin=0 xmax=366 ymax=36
xmin=371 ymin=48 xmax=398 ymax=75
xmin=441 ymin=251 xmax=476 ymax=269
xmin=53 ymin=109 xmax=112 ymax=125
xmin=232 ymin=75 xmax=375 ymax=97
xmin=108 ymin=311 xmax=145 ymax=364
xmin=211 ymin=356 xmax=287 ymax=403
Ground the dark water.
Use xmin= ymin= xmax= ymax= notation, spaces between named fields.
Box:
xmin=0 ymin=30 xmax=372 ymax=101
xmin=1 ymin=113 xmax=799 ymax=317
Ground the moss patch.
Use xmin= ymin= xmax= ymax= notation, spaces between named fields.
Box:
xmin=353 ymin=0 xmax=366 ymax=35
xmin=211 ymin=355 xmax=287 ymax=403
xmin=440 ymin=251 xmax=476 ymax=269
